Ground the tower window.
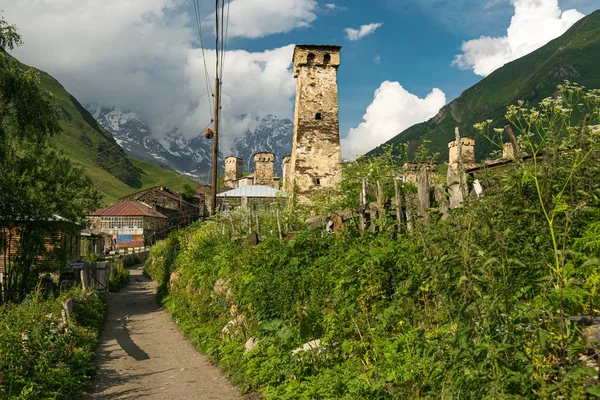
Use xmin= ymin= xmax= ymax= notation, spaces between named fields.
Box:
xmin=315 ymin=113 xmax=322 ymax=120
xmin=316 ymin=178 xmax=321 ymax=185
xmin=323 ymin=54 xmax=331 ymax=65
xmin=307 ymin=53 xmax=315 ymax=64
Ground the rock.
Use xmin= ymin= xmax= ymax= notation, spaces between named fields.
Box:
xmin=306 ymin=216 xmax=325 ymax=230
xmin=213 ymin=278 xmax=234 ymax=301
xmin=247 ymin=232 xmax=259 ymax=247
xmin=169 ymin=272 xmax=180 ymax=291
xmin=292 ymin=339 xmax=323 ymax=355
xmin=244 ymin=337 xmax=259 ymax=354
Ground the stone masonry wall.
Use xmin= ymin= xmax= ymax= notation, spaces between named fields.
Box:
xmin=225 ymin=156 xmax=243 ymax=189
xmin=253 ymin=152 xmax=274 ymax=187
xmin=289 ymin=45 xmax=342 ymax=201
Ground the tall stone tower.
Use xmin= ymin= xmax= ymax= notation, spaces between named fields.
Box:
xmin=253 ymin=152 xmax=275 ymax=187
xmin=224 ymin=156 xmax=243 ymax=189
xmin=289 ymin=44 xmax=342 ymax=201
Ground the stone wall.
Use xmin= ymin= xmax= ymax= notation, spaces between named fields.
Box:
xmin=253 ymin=152 xmax=275 ymax=187
xmin=224 ymin=156 xmax=243 ymax=189
xmin=289 ymin=45 xmax=343 ymax=201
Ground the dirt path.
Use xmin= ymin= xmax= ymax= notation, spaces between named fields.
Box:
xmin=86 ymin=265 xmax=242 ymax=399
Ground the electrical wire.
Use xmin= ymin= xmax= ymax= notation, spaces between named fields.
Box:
xmin=192 ymin=0 xmax=214 ymax=119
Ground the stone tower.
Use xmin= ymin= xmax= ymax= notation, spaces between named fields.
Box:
xmin=253 ymin=152 xmax=274 ymax=187
xmin=448 ymin=137 xmax=475 ymax=170
xmin=289 ymin=44 xmax=342 ymax=201
xmin=224 ymin=156 xmax=243 ymax=189
xmin=447 ymin=137 xmax=475 ymax=208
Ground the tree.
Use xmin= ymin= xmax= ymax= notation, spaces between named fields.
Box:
xmin=0 ymin=14 xmax=101 ymax=303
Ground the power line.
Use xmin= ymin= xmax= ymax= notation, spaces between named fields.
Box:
xmin=192 ymin=0 xmax=214 ymax=120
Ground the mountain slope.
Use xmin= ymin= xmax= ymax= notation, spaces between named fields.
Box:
xmin=86 ymin=105 xmax=213 ymax=180
xmin=18 ymin=59 xmax=199 ymax=205
xmin=88 ymin=107 xmax=294 ymax=178
xmin=232 ymin=115 xmax=293 ymax=176
xmin=368 ymin=10 xmax=600 ymax=160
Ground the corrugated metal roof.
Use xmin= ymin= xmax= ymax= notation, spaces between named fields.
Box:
xmin=89 ymin=201 xmax=168 ymax=218
xmin=217 ymin=185 xmax=286 ymax=198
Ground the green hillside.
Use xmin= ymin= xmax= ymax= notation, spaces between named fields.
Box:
xmin=368 ymin=9 xmax=600 ymax=160
xmin=23 ymin=59 xmax=199 ymax=205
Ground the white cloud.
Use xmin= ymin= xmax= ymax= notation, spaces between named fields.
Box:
xmin=452 ymin=0 xmax=585 ymax=76
xmin=205 ymin=0 xmax=317 ymax=39
xmin=323 ymin=3 xmax=347 ymax=12
xmin=3 ymin=0 xmax=298 ymax=151
xmin=374 ymin=54 xmax=381 ymax=64
xmin=345 ymin=23 xmax=383 ymax=41
xmin=342 ymin=82 xmax=446 ymax=159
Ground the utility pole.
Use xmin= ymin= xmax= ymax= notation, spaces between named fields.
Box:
xmin=210 ymin=77 xmax=219 ymax=216
xmin=210 ymin=0 xmax=221 ymax=216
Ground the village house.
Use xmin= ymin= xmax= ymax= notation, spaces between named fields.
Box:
xmin=86 ymin=201 xmax=168 ymax=250
xmin=217 ymin=185 xmax=286 ymax=211
xmin=120 ymin=186 xmax=200 ymax=229
xmin=0 ymin=215 xmax=82 ymax=281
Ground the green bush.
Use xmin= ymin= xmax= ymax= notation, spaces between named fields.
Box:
xmin=109 ymin=259 xmax=129 ymax=292
xmin=0 ymin=289 xmax=107 ymax=399
xmin=145 ymin=85 xmax=600 ymax=398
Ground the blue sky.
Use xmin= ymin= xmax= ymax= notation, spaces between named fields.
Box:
xmin=190 ymin=0 xmax=598 ymax=156
xmin=4 ymin=0 xmax=599 ymax=158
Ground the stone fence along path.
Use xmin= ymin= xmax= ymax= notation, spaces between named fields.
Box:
xmin=87 ymin=265 xmax=242 ymax=399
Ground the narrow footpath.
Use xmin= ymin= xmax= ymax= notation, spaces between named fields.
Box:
xmin=86 ymin=265 xmax=242 ymax=399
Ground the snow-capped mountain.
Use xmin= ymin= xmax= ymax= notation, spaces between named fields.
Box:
xmin=86 ymin=105 xmax=213 ymax=180
xmin=232 ymin=114 xmax=293 ymax=176
xmin=86 ymin=106 xmax=294 ymax=179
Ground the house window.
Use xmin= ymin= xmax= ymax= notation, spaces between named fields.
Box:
xmin=307 ymin=53 xmax=315 ymax=64
xmin=315 ymin=113 xmax=322 ymax=120
xmin=324 ymin=54 xmax=331 ymax=65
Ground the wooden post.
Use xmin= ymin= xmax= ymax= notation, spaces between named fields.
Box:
xmin=376 ymin=180 xmax=383 ymax=231
xmin=80 ymin=269 xmax=87 ymax=292
xmin=394 ymin=177 xmax=403 ymax=234
xmin=248 ymin=207 xmax=253 ymax=235
xmin=504 ymin=125 xmax=521 ymax=159
xmin=230 ymin=218 xmax=237 ymax=236
xmin=276 ymin=208 xmax=283 ymax=240
xmin=455 ymin=127 xmax=467 ymax=200
xmin=417 ymin=167 xmax=430 ymax=219
xmin=255 ymin=212 xmax=260 ymax=237
xmin=359 ymin=178 xmax=367 ymax=232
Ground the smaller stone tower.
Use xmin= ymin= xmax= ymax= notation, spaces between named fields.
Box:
xmin=448 ymin=137 xmax=475 ymax=170
xmin=282 ymin=155 xmax=292 ymax=191
xmin=224 ymin=156 xmax=243 ymax=189
xmin=253 ymin=152 xmax=275 ymax=187
xmin=447 ymin=137 xmax=475 ymax=209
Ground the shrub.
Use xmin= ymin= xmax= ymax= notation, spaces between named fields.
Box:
xmin=0 ymin=288 xmax=107 ymax=398
xmin=109 ymin=259 xmax=129 ymax=292
xmin=145 ymin=84 xmax=600 ymax=398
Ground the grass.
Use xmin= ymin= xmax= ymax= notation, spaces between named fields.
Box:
xmin=19 ymin=58 xmax=200 ymax=206
xmin=368 ymin=10 xmax=600 ymax=161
